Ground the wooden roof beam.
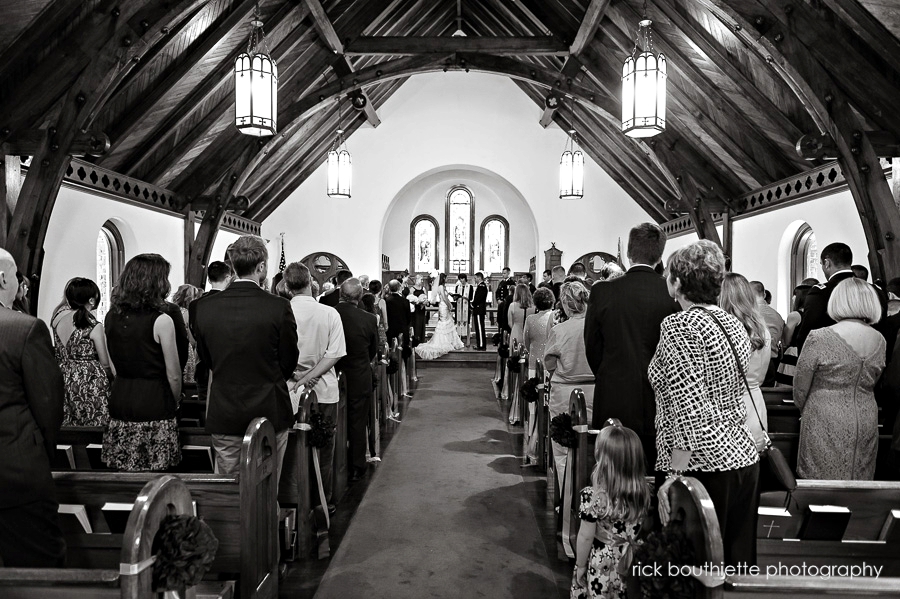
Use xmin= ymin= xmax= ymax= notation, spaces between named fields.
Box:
xmin=115 ymin=1 xmax=303 ymax=176
xmin=343 ymin=36 xmax=570 ymax=56
xmin=569 ymin=0 xmax=611 ymax=56
xmin=2 ymin=129 xmax=109 ymax=157
xmin=304 ymin=0 xmax=344 ymax=54
xmin=100 ymin=0 xmax=262 ymax=156
xmin=820 ymin=0 xmax=900 ymax=63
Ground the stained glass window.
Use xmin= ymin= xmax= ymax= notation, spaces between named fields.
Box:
xmin=447 ymin=187 xmax=472 ymax=274
xmin=482 ymin=218 xmax=507 ymax=274
xmin=411 ymin=217 xmax=438 ymax=272
xmin=791 ymin=223 xmax=820 ymax=289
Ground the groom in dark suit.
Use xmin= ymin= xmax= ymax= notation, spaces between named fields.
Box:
xmin=0 ymin=248 xmax=66 ymax=567
xmin=584 ymin=223 xmax=678 ymax=466
xmin=384 ymin=279 xmax=411 ymax=348
xmin=193 ymin=236 xmax=299 ymax=483
xmin=471 ymin=272 xmax=488 ymax=350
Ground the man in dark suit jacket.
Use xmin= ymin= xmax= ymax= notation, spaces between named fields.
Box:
xmin=193 ymin=236 xmax=299 ymax=483
xmin=584 ymin=223 xmax=678 ymax=467
xmin=794 ymin=242 xmax=855 ymax=352
xmin=495 ymin=267 xmax=513 ymax=332
xmin=471 ymin=272 xmax=488 ymax=350
xmin=319 ymin=269 xmax=352 ymax=307
xmin=384 ymin=279 xmax=411 ymax=347
xmin=189 ymin=261 xmax=233 ymax=401
xmin=333 ymin=279 xmax=378 ymax=481
xmin=0 ymin=249 xmax=66 ymax=567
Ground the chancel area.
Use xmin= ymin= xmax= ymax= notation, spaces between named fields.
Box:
xmin=2 ymin=0 xmax=900 ymax=597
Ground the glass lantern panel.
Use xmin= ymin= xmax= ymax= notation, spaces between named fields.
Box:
xmin=327 ymin=150 xmax=339 ymax=194
xmin=559 ymin=150 xmax=573 ymax=197
xmin=338 ymin=150 xmax=352 ymax=197
xmin=572 ymin=151 xmax=584 ymax=197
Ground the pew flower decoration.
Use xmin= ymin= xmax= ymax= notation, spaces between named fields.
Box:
xmin=521 ymin=377 xmax=541 ymax=403
xmin=307 ymin=409 xmax=336 ymax=449
xmin=631 ymin=517 xmax=698 ymax=599
xmin=152 ymin=515 xmax=219 ymax=594
xmin=549 ymin=412 xmax=578 ymax=448
xmin=507 ymin=355 xmax=522 ymax=373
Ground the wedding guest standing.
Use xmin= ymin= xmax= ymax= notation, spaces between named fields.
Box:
xmin=544 ymin=282 xmax=595 ymax=488
xmin=495 ymin=267 xmax=514 ymax=333
xmin=472 ymin=272 xmax=488 ymax=350
xmin=584 ymin=223 xmax=677 ymax=465
xmin=720 ymin=273 xmax=771 ymax=451
xmin=794 ymin=277 xmax=885 ymax=480
xmin=523 ymin=287 xmax=555 ymax=373
xmin=650 ymin=240 xmax=759 ymax=566
xmin=384 ymin=279 xmax=411 ymax=348
xmin=172 ymin=284 xmax=202 ymax=385
xmin=320 ymin=270 xmax=352 ymax=307
xmin=188 ymin=261 xmax=233 ymax=401
xmin=51 ymin=278 xmax=113 ymax=426
xmin=194 ymin=236 xmax=299 ymax=482
xmin=0 ymin=248 xmax=66 ymax=567
xmin=794 ymin=242 xmax=855 ymax=351
xmin=507 ymin=283 xmax=535 ymax=346
xmin=103 ymin=254 xmax=182 ymax=471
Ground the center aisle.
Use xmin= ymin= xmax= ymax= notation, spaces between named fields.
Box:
xmin=314 ymin=366 xmax=564 ymax=598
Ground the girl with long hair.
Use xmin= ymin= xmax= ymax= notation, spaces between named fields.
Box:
xmin=572 ymin=425 xmax=650 ymax=598
xmin=51 ymin=277 xmax=114 ymax=426
xmin=172 ymin=284 xmax=202 ymax=384
xmin=507 ymin=283 xmax=535 ymax=347
xmin=719 ymin=272 xmax=771 ymax=451
xmin=102 ymin=254 xmax=182 ymax=471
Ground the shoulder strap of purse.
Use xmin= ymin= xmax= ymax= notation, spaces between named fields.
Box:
xmin=692 ymin=306 xmax=768 ymax=434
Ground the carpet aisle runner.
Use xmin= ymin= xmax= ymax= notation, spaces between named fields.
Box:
xmin=314 ymin=367 xmax=561 ymax=599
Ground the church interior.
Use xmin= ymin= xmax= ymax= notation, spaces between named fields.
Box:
xmin=2 ymin=0 xmax=900 ymax=597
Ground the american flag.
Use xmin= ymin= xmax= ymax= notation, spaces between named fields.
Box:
xmin=279 ymin=233 xmax=286 ymax=273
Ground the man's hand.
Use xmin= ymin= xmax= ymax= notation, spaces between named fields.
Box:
xmin=657 ymin=476 xmax=676 ymax=526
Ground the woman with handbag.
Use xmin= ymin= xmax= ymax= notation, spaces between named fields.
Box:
xmin=650 ymin=240 xmax=760 ymax=567
xmin=719 ymin=272 xmax=771 ymax=452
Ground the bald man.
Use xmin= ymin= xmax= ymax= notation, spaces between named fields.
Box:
xmin=333 ymin=279 xmax=378 ymax=482
xmin=0 ymin=249 xmax=66 ymax=566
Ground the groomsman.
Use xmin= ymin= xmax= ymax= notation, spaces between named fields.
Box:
xmin=472 ymin=272 xmax=488 ymax=350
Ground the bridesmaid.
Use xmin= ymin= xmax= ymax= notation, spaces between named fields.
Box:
xmin=51 ymin=278 xmax=114 ymax=426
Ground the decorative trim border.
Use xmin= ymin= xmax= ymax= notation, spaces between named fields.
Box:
xmin=64 ymin=158 xmax=181 ymax=213
xmin=662 ymin=161 xmax=893 ymax=238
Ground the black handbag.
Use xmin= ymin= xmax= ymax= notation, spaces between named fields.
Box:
xmin=696 ymin=307 xmax=798 ymax=496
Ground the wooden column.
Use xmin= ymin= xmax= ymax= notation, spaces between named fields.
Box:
xmin=676 ymin=173 xmax=722 ymax=247
xmin=0 ymin=155 xmax=22 ymax=249
xmin=184 ymin=206 xmax=196 ymax=282
xmin=186 ymin=145 xmax=256 ymax=287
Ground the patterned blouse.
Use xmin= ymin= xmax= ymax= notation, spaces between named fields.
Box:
xmin=648 ymin=306 xmax=759 ymax=472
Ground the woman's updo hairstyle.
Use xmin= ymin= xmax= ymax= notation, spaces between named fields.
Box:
xmin=560 ymin=281 xmax=589 ymax=317
xmin=64 ymin=278 xmax=101 ymax=329
xmin=667 ymin=240 xmax=726 ymax=305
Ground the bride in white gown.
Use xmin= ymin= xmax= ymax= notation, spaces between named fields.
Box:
xmin=415 ymin=273 xmax=464 ymax=360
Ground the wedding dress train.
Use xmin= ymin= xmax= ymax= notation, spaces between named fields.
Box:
xmin=415 ymin=287 xmax=464 ymax=360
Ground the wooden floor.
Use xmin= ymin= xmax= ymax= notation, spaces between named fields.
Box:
xmin=278 ymin=365 xmax=572 ymax=598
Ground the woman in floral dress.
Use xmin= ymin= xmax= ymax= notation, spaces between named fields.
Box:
xmin=51 ymin=278 xmax=113 ymax=426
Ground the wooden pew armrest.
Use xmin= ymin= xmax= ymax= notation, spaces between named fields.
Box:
xmin=726 ymin=574 xmax=900 ymax=594
xmin=0 ymin=569 xmax=120 ymax=586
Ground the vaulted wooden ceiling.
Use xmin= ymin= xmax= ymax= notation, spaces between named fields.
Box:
xmin=2 ymin=0 xmax=900 ymax=281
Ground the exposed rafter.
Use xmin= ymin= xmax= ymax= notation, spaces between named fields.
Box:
xmin=344 ymin=35 xmax=570 ymax=55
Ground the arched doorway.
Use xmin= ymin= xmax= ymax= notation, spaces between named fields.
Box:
xmin=573 ymin=252 xmax=619 ymax=280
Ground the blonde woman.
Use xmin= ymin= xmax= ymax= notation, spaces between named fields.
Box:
xmin=794 ymin=277 xmax=886 ymax=480
xmin=507 ymin=283 xmax=535 ymax=347
xmin=719 ymin=272 xmax=771 ymax=452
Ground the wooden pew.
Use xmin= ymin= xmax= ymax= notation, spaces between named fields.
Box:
xmin=534 ymin=360 xmax=548 ymax=471
xmin=332 ymin=372 xmax=349 ymax=504
xmin=408 ymin=325 xmax=418 ymax=383
xmin=561 ymin=388 xmax=592 ymax=559
xmin=0 ymin=475 xmax=233 ymax=599
xmin=506 ymin=339 xmax=523 ymax=425
xmin=662 ymin=476 xmax=900 ymax=597
xmin=50 ymin=418 xmax=279 ymax=599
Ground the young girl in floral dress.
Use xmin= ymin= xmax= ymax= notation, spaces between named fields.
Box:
xmin=571 ymin=425 xmax=650 ymax=599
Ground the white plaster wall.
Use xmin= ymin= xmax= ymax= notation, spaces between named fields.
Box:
xmin=262 ymin=72 xmax=654 ymax=278
xmin=660 ymin=190 xmax=868 ymax=317
xmin=39 ymin=185 xmax=186 ymax=322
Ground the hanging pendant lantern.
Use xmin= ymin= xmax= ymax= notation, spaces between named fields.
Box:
xmin=235 ymin=10 xmax=278 ymax=137
xmin=559 ymin=130 xmax=584 ymax=200
xmin=327 ymin=129 xmax=352 ymax=199
xmin=622 ymin=16 xmax=666 ymax=138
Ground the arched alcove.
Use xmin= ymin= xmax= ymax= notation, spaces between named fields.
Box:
xmin=299 ymin=252 xmax=351 ymax=287
xmin=573 ymin=252 xmax=619 ymax=280
xmin=381 ymin=165 xmax=538 ymax=276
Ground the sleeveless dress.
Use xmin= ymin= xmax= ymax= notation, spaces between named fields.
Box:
xmin=794 ymin=326 xmax=885 ymax=480
xmin=52 ymin=318 xmax=110 ymax=426
xmin=103 ymin=308 xmax=181 ymax=471
xmin=415 ymin=287 xmax=464 ymax=360
xmin=508 ymin=302 xmax=535 ymax=347
xmin=571 ymin=487 xmax=642 ymax=599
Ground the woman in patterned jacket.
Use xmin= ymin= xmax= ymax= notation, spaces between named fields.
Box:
xmin=649 ymin=240 xmax=760 ymax=566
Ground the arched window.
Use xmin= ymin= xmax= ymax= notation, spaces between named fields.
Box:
xmin=410 ymin=216 xmax=439 ymax=273
xmin=96 ymin=220 xmax=124 ymax=322
xmin=791 ymin=223 xmax=820 ymax=289
xmin=480 ymin=215 xmax=509 ymax=274
xmin=446 ymin=186 xmax=474 ymax=274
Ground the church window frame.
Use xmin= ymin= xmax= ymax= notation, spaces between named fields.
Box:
xmin=445 ymin=185 xmax=475 ymax=274
xmin=790 ymin=222 xmax=820 ymax=289
xmin=96 ymin=220 xmax=124 ymax=322
xmin=480 ymin=215 xmax=509 ymax=274
xmin=410 ymin=215 xmax=440 ymax=273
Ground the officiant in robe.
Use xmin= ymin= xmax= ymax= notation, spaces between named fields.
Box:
xmin=453 ymin=274 xmax=473 ymax=338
